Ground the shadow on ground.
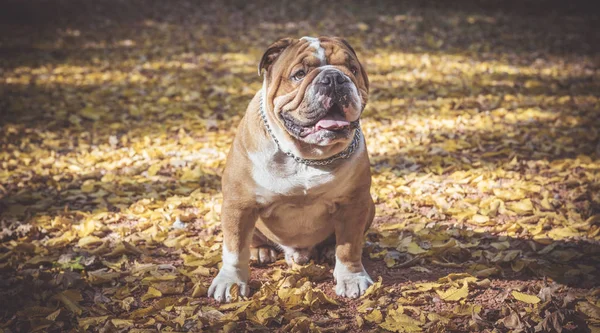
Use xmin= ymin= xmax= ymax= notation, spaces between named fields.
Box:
xmin=1 ymin=0 xmax=599 ymax=332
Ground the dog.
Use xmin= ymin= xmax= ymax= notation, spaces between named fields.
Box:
xmin=208 ymin=36 xmax=374 ymax=302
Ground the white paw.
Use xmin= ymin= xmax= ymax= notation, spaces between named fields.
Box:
xmin=208 ymin=267 xmax=249 ymax=302
xmin=333 ymin=259 xmax=373 ymax=298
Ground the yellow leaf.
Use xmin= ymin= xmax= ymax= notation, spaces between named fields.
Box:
xmin=173 ymin=312 xmax=186 ymax=327
xmin=364 ymin=309 xmax=383 ymax=323
xmin=282 ymin=316 xmax=319 ymax=332
xmin=229 ymin=283 xmax=240 ymax=302
xmin=293 ymin=263 xmax=330 ymax=282
xmin=219 ymin=300 xmax=252 ymax=311
xmin=191 ymin=283 xmax=208 ymax=297
xmin=436 ymin=281 xmax=469 ymax=302
xmin=77 ymin=235 xmax=102 ymax=248
xmin=511 ymin=290 xmax=540 ymax=304
xmin=180 ymin=167 xmax=203 ymax=181
xmin=511 ymin=260 xmax=527 ymax=272
xmin=78 ymin=218 xmax=95 ymax=237
xmin=105 ymin=241 xmax=143 ymax=257
xmin=129 ymin=298 xmax=177 ymax=319
xmin=547 ymin=227 xmax=580 ymax=240
xmin=413 ymin=282 xmax=442 ymax=292
xmin=111 ymin=319 xmax=133 ymax=328
xmin=101 ymin=173 xmax=115 ymax=182
xmin=493 ymin=188 xmax=525 ymax=201
xmin=357 ymin=299 xmax=377 ymax=313
xmin=474 ymin=267 xmax=499 ymax=278
xmin=253 ymin=304 xmax=280 ymax=325
xmin=356 ymin=315 xmax=364 ymax=328
xmin=507 ymin=199 xmax=534 ymax=215
xmin=540 ymin=196 xmax=553 ymax=210
xmin=80 ymin=106 xmax=101 ymax=120
xmin=47 ymin=230 xmax=76 ymax=247
xmin=452 ymin=303 xmax=482 ymax=316
xmin=384 ymin=255 xmax=396 ymax=268
xmin=407 ymin=242 xmax=427 ymax=255
xmin=147 ymin=164 xmax=161 ymax=176
xmin=471 ymin=214 xmax=490 ymax=224
xmin=78 ymin=316 xmax=109 ymax=329
xmin=437 ymin=273 xmax=475 ymax=284
xmin=431 ymin=239 xmax=457 ymax=250
xmin=490 ymin=240 xmax=510 ymax=250
xmin=585 ymin=215 xmax=600 ymax=226
xmin=141 ymin=286 xmax=162 ymax=301
xmin=81 ymin=181 xmax=95 ymax=193
xmin=152 ymin=281 xmax=184 ymax=295
xmin=379 ymin=307 xmax=423 ymax=332
xmin=361 ymin=276 xmax=383 ymax=299
xmin=577 ymin=301 xmax=600 ymax=319
xmin=426 ymin=313 xmax=450 ymax=324
xmin=52 ymin=290 xmax=84 ymax=315
xmin=88 ymin=269 xmax=122 ymax=285
xmin=45 ymin=309 xmax=61 ymax=321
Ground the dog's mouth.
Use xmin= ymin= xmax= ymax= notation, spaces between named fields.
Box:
xmin=280 ymin=103 xmax=351 ymax=138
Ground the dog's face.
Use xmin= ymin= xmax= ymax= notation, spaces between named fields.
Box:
xmin=260 ymin=36 xmax=369 ymax=147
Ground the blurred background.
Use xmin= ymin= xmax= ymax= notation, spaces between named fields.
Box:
xmin=1 ymin=0 xmax=599 ymax=332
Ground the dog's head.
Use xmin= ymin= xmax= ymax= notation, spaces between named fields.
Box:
xmin=259 ymin=36 xmax=369 ymax=156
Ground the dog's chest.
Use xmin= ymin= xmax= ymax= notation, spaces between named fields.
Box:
xmin=255 ymin=162 xmax=333 ymax=196
xmin=248 ymin=146 xmax=356 ymax=206
xmin=249 ymin=150 xmax=348 ymax=246
xmin=246 ymin=140 xmax=363 ymax=247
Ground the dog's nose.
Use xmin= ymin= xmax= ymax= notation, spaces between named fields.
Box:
xmin=318 ymin=70 xmax=348 ymax=87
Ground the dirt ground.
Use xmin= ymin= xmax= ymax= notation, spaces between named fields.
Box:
xmin=1 ymin=0 xmax=599 ymax=332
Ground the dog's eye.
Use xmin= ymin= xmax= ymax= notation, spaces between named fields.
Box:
xmin=292 ymin=70 xmax=306 ymax=81
xmin=350 ymin=66 xmax=358 ymax=76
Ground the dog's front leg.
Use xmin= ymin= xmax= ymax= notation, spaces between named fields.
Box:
xmin=333 ymin=194 xmax=375 ymax=298
xmin=208 ymin=203 xmax=257 ymax=302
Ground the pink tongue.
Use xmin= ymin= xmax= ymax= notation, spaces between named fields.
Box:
xmin=316 ymin=119 xmax=350 ymax=129
xmin=316 ymin=118 xmax=350 ymax=130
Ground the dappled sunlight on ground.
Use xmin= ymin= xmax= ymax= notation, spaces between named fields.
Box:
xmin=1 ymin=0 xmax=599 ymax=332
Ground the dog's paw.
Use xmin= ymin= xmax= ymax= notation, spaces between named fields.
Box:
xmin=333 ymin=261 xmax=373 ymax=298
xmin=208 ymin=268 xmax=249 ymax=302
xmin=282 ymin=247 xmax=312 ymax=266
xmin=250 ymin=246 xmax=278 ymax=265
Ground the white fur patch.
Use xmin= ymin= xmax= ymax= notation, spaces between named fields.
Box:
xmin=333 ymin=256 xmax=373 ymax=298
xmin=208 ymin=244 xmax=250 ymax=302
xmin=249 ymin=147 xmax=336 ymax=198
xmin=301 ymin=36 xmax=326 ymax=65
xmin=222 ymin=243 xmax=248 ymax=268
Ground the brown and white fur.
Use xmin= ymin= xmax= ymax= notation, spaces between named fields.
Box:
xmin=208 ymin=36 xmax=375 ymax=302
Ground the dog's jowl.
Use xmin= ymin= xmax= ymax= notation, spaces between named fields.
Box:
xmin=208 ymin=36 xmax=375 ymax=302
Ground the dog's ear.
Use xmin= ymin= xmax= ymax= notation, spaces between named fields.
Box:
xmin=258 ymin=37 xmax=295 ymax=76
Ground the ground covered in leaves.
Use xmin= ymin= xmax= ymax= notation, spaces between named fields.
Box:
xmin=1 ymin=0 xmax=600 ymax=332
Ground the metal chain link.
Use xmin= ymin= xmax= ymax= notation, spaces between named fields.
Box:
xmin=258 ymin=95 xmax=362 ymax=166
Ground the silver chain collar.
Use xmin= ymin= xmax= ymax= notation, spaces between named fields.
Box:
xmin=258 ymin=95 xmax=362 ymax=166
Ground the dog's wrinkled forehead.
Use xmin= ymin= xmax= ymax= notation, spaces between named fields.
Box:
xmin=259 ymin=36 xmax=360 ymax=78
xmin=299 ymin=36 xmax=327 ymax=65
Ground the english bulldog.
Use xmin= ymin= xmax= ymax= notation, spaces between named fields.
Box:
xmin=208 ymin=36 xmax=375 ymax=302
